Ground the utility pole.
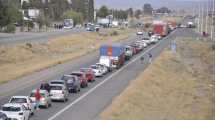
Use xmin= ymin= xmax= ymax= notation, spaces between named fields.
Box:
xmin=201 ymin=1 xmax=204 ymax=33
xmin=211 ymin=0 xmax=214 ymax=40
xmin=198 ymin=1 xmax=201 ymax=33
xmin=206 ymin=0 xmax=209 ymax=33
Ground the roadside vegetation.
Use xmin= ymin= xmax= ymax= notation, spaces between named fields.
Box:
xmin=0 ymin=28 xmax=134 ymax=84
xmin=101 ymin=38 xmax=215 ymax=120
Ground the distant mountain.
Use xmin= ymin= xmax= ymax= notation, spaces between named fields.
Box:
xmin=95 ymin=0 xmax=201 ymax=10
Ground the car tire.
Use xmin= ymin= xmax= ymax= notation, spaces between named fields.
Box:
xmin=45 ymin=103 xmax=49 ymax=109
xmin=74 ymin=87 xmax=78 ymax=93
xmin=49 ymin=103 xmax=52 ymax=107
xmin=31 ymin=111 xmax=34 ymax=116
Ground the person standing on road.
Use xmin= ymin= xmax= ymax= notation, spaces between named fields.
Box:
xmin=140 ymin=55 xmax=144 ymax=64
xmin=148 ymin=53 xmax=152 ymax=63
xmin=35 ymin=88 xmax=41 ymax=110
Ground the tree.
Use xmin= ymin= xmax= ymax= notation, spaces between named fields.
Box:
xmin=143 ymin=3 xmax=153 ymax=15
xmin=49 ymin=0 xmax=70 ymax=20
xmin=134 ymin=9 xmax=142 ymax=19
xmin=22 ymin=1 xmax=30 ymax=9
xmin=127 ymin=8 xmax=134 ymax=18
xmin=97 ymin=6 xmax=109 ymax=18
xmin=63 ymin=10 xmax=84 ymax=25
xmin=29 ymin=0 xmax=44 ymax=9
xmin=0 ymin=0 xmax=22 ymax=32
xmin=156 ymin=7 xmax=171 ymax=14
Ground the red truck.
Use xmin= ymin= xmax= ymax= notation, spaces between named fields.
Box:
xmin=80 ymin=68 xmax=95 ymax=82
xmin=153 ymin=21 xmax=169 ymax=37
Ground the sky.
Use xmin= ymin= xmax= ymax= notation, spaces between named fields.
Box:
xmin=95 ymin=0 xmax=202 ymax=10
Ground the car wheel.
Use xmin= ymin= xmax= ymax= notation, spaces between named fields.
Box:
xmin=31 ymin=111 xmax=34 ymax=116
xmin=45 ymin=103 xmax=49 ymax=109
xmin=49 ymin=102 xmax=52 ymax=107
xmin=74 ymin=87 xmax=78 ymax=93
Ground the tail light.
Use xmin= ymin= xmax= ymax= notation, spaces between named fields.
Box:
xmin=40 ymin=97 xmax=45 ymax=101
xmin=19 ymin=112 xmax=23 ymax=115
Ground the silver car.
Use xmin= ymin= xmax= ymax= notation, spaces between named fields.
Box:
xmin=50 ymin=84 xmax=69 ymax=102
xmin=30 ymin=89 xmax=52 ymax=108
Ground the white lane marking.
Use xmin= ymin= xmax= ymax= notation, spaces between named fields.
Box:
xmin=48 ymin=30 xmax=176 ymax=120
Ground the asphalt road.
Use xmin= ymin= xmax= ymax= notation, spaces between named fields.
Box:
xmin=0 ymin=27 xmax=198 ymax=120
xmin=0 ymin=28 xmax=85 ymax=45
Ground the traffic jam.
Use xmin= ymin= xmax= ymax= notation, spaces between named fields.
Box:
xmin=0 ymin=20 xmax=176 ymax=120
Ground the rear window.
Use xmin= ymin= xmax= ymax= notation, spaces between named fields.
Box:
xmin=2 ymin=106 xmax=21 ymax=112
xmin=30 ymin=92 xmax=45 ymax=97
xmin=71 ymin=73 xmax=82 ymax=77
xmin=10 ymin=98 xmax=27 ymax=103
xmin=50 ymin=86 xmax=62 ymax=90
xmin=67 ymin=79 xmax=75 ymax=84
xmin=143 ymin=38 xmax=149 ymax=40
xmin=91 ymin=66 xmax=98 ymax=69
xmin=51 ymin=81 xmax=64 ymax=85
xmin=61 ymin=76 xmax=71 ymax=81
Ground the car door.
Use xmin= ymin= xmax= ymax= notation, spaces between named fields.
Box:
xmin=64 ymin=86 xmax=68 ymax=98
xmin=28 ymin=97 xmax=34 ymax=113
xmin=22 ymin=105 xmax=30 ymax=119
xmin=46 ymin=91 xmax=51 ymax=105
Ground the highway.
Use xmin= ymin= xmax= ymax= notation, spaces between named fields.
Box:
xmin=0 ymin=28 xmax=85 ymax=45
xmin=0 ymin=27 xmax=199 ymax=120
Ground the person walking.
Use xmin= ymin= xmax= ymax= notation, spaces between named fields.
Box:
xmin=140 ymin=55 xmax=144 ymax=64
xmin=148 ymin=53 xmax=152 ymax=63
xmin=35 ymin=88 xmax=41 ymax=110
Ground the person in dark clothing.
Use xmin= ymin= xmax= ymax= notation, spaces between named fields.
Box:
xmin=40 ymin=82 xmax=50 ymax=93
xmin=140 ymin=55 xmax=144 ymax=64
xmin=148 ymin=53 xmax=152 ymax=63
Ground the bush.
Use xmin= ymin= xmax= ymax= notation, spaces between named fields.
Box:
xmin=110 ymin=31 xmax=119 ymax=36
xmin=211 ymin=44 xmax=215 ymax=51
xmin=4 ymin=24 xmax=16 ymax=33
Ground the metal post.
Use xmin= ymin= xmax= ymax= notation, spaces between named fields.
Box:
xmin=211 ymin=0 xmax=214 ymax=40
xmin=198 ymin=2 xmax=201 ymax=33
xmin=206 ymin=0 xmax=209 ymax=33
xmin=201 ymin=1 xmax=204 ymax=34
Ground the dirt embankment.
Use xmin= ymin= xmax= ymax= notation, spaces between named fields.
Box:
xmin=0 ymin=28 xmax=134 ymax=84
xmin=101 ymin=39 xmax=215 ymax=120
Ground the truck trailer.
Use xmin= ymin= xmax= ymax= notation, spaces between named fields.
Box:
xmin=153 ymin=21 xmax=169 ymax=37
xmin=99 ymin=45 xmax=125 ymax=69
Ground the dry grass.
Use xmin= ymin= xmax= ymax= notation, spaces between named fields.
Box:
xmin=0 ymin=28 xmax=134 ymax=83
xmin=101 ymin=39 xmax=215 ymax=120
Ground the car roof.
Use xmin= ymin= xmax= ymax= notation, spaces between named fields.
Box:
xmin=51 ymin=80 xmax=64 ymax=82
xmin=3 ymin=103 xmax=22 ymax=107
xmin=10 ymin=96 xmax=29 ymax=99
xmin=50 ymin=84 xmax=64 ymax=87
xmin=80 ymin=68 xmax=91 ymax=70
xmin=63 ymin=74 xmax=73 ymax=77
xmin=71 ymin=71 xmax=84 ymax=74
xmin=31 ymin=89 xmax=47 ymax=93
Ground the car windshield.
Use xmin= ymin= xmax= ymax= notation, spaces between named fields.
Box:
xmin=50 ymin=86 xmax=62 ymax=90
xmin=61 ymin=76 xmax=71 ymax=81
xmin=91 ymin=66 xmax=98 ymax=69
xmin=80 ymin=69 xmax=89 ymax=72
xmin=143 ymin=38 xmax=149 ymax=40
xmin=30 ymin=92 xmax=45 ymax=97
xmin=10 ymin=98 xmax=27 ymax=103
xmin=51 ymin=81 xmax=64 ymax=85
xmin=2 ymin=106 xmax=21 ymax=112
xmin=71 ymin=73 xmax=82 ymax=77
xmin=67 ymin=79 xmax=75 ymax=84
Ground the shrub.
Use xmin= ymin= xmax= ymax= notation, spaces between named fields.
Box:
xmin=211 ymin=44 xmax=215 ymax=51
xmin=110 ymin=31 xmax=119 ymax=36
xmin=4 ymin=24 xmax=16 ymax=33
